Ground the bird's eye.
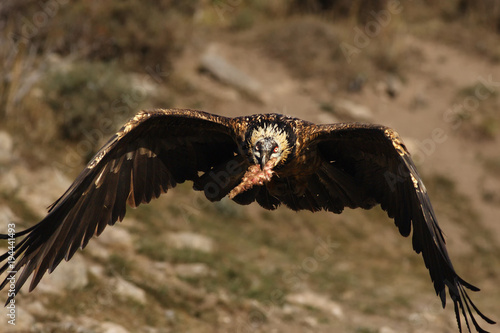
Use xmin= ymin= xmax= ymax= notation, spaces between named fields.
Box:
xmin=273 ymin=146 xmax=279 ymax=153
xmin=255 ymin=145 xmax=260 ymax=151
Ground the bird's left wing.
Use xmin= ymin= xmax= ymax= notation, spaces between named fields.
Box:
xmin=296 ymin=123 xmax=494 ymax=333
xmin=0 ymin=108 xmax=244 ymax=301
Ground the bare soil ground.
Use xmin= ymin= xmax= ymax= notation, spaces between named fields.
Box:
xmin=1 ymin=10 xmax=499 ymax=333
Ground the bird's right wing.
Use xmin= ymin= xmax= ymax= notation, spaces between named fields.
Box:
xmin=0 ymin=108 xmax=246 ymax=301
xmin=299 ymin=123 xmax=494 ymax=333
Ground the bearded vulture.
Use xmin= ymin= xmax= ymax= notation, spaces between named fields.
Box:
xmin=0 ymin=109 xmax=495 ymax=332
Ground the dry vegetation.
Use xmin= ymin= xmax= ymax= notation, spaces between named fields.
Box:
xmin=1 ymin=1 xmax=500 ymax=332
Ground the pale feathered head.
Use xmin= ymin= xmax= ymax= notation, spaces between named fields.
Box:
xmin=248 ymin=124 xmax=291 ymax=169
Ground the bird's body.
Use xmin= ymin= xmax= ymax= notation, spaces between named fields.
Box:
xmin=0 ymin=108 xmax=495 ymax=332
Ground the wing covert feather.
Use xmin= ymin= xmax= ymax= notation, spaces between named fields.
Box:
xmin=304 ymin=123 xmax=494 ymax=332
xmin=0 ymin=108 xmax=240 ymax=297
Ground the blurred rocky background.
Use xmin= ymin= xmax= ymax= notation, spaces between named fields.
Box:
xmin=1 ymin=1 xmax=500 ymax=332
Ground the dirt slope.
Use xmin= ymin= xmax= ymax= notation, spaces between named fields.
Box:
xmin=1 ymin=14 xmax=499 ymax=333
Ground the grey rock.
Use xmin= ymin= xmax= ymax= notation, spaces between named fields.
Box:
xmin=286 ymin=291 xmax=344 ymax=319
xmin=410 ymin=92 xmax=428 ymax=111
xmin=302 ymin=315 xmax=319 ymax=327
xmin=380 ymin=326 xmax=397 ymax=333
xmin=33 ymin=319 xmax=96 ymax=333
xmin=331 ymin=99 xmax=373 ymax=122
xmin=165 ymin=309 xmax=177 ymax=324
xmin=111 ymin=277 xmax=147 ymax=305
xmin=15 ymin=166 xmax=72 ymax=217
xmin=84 ymin=241 xmax=111 ymax=260
xmin=0 ymin=205 xmax=16 ymax=226
xmin=39 ymin=317 xmax=130 ymax=333
xmin=200 ymin=45 xmax=264 ymax=102
xmin=0 ymin=131 xmax=14 ymax=164
xmin=4 ymin=306 xmax=35 ymax=331
xmin=89 ymin=263 xmax=106 ymax=278
xmin=37 ymin=252 xmax=88 ymax=294
xmin=167 ymin=231 xmax=214 ymax=253
xmin=0 ymin=171 xmax=19 ymax=194
xmin=386 ymin=74 xmax=403 ymax=98
xmin=347 ymin=74 xmax=366 ymax=92
xmin=174 ymin=263 xmax=212 ymax=278
xmin=98 ymin=322 xmax=131 ymax=333
xmin=95 ymin=225 xmax=133 ymax=248
xmin=24 ymin=300 xmax=46 ymax=317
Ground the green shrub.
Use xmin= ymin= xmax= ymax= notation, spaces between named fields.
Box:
xmin=3 ymin=0 xmax=196 ymax=71
xmin=41 ymin=61 xmax=143 ymax=142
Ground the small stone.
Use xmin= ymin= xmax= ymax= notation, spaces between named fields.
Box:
xmin=112 ymin=277 xmax=147 ymax=305
xmin=286 ymin=291 xmax=343 ymax=319
xmin=84 ymin=241 xmax=111 ymax=260
xmin=0 ymin=131 xmax=14 ymax=164
xmin=347 ymin=74 xmax=366 ymax=92
xmin=380 ymin=326 xmax=396 ymax=333
xmin=331 ymin=99 xmax=373 ymax=122
xmin=410 ymin=93 xmax=428 ymax=111
xmin=0 ymin=172 xmax=18 ymax=193
xmin=165 ymin=309 xmax=176 ymax=323
xmin=219 ymin=313 xmax=232 ymax=324
xmin=167 ymin=232 xmax=214 ymax=253
xmin=24 ymin=300 xmax=46 ymax=317
xmin=303 ymin=316 xmax=318 ymax=327
xmin=98 ymin=322 xmax=131 ymax=333
xmin=200 ymin=44 xmax=264 ymax=102
xmin=385 ymin=74 xmax=403 ymax=98
xmin=15 ymin=166 xmax=72 ymax=217
xmin=37 ymin=252 xmax=88 ymax=294
xmin=9 ymin=306 xmax=35 ymax=331
xmin=89 ymin=264 xmax=105 ymax=278
xmin=282 ymin=304 xmax=299 ymax=315
xmin=96 ymin=225 xmax=133 ymax=248
xmin=174 ymin=263 xmax=211 ymax=278
xmin=0 ymin=205 xmax=16 ymax=226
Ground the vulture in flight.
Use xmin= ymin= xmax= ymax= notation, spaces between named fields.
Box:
xmin=0 ymin=108 xmax=495 ymax=332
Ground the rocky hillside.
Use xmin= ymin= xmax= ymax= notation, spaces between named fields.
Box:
xmin=1 ymin=1 xmax=499 ymax=332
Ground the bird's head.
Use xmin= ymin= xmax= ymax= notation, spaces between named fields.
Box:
xmin=252 ymin=137 xmax=281 ymax=169
xmin=248 ymin=124 xmax=291 ymax=170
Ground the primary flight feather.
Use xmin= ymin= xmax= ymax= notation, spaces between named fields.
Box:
xmin=0 ymin=108 xmax=495 ymax=332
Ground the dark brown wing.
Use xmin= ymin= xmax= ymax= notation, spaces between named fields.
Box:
xmin=0 ymin=108 xmax=246 ymax=300
xmin=266 ymin=123 xmax=494 ymax=333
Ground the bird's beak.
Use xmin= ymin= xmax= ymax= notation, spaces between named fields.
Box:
xmin=260 ymin=151 xmax=271 ymax=170
xmin=255 ymin=138 xmax=276 ymax=170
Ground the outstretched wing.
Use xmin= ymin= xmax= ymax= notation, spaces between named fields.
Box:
xmin=268 ymin=123 xmax=494 ymax=332
xmin=0 ymin=108 xmax=245 ymax=300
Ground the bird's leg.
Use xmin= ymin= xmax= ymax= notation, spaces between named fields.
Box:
xmin=228 ymin=158 xmax=277 ymax=199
